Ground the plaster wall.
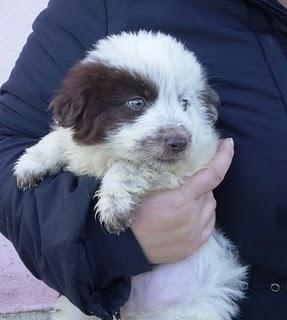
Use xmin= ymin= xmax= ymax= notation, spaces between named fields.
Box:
xmin=0 ymin=0 xmax=48 ymax=84
xmin=0 ymin=0 xmax=58 ymax=314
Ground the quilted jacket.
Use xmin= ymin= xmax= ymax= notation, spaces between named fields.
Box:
xmin=0 ymin=1 xmax=286 ymax=319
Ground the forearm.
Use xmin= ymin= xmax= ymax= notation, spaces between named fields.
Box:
xmin=0 ymin=118 xmax=150 ymax=316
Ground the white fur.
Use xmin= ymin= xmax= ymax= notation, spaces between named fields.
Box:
xmin=84 ymin=31 xmax=204 ymax=99
xmin=13 ymin=128 xmax=70 ymax=190
xmin=14 ymin=31 xmax=247 ymax=320
xmin=123 ymin=233 xmax=246 ymax=320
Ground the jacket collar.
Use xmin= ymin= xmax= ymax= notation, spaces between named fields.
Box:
xmin=247 ymin=0 xmax=287 ymax=32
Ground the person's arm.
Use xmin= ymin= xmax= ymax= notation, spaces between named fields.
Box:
xmin=0 ymin=1 xmax=150 ymax=318
xmin=0 ymin=0 xmax=234 ymax=318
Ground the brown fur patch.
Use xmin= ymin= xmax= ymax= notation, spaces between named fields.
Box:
xmin=50 ymin=63 xmax=158 ymax=144
xmin=202 ymin=84 xmax=220 ymax=123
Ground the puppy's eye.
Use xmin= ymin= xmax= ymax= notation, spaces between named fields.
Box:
xmin=128 ymin=97 xmax=146 ymax=111
xmin=180 ymin=99 xmax=190 ymax=111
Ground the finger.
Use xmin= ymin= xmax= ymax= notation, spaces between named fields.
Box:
xmin=182 ymin=138 xmax=234 ymax=199
xmin=201 ymin=213 xmax=216 ymax=244
xmin=198 ymin=194 xmax=216 ymax=228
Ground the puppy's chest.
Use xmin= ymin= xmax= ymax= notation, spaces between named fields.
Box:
xmin=128 ymin=165 xmax=195 ymax=194
xmin=149 ymin=170 xmax=186 ymax=192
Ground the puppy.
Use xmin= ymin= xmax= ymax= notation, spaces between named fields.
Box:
xmin=14 ymin=31 xmax=247 ymax=320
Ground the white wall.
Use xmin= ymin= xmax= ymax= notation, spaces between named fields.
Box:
xmin=0 ymin=0 xmax=58 ymax=314
xmin=0 ymin=0 xmax=49 ymax=85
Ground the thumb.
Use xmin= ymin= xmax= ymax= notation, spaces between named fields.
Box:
xmin=181 ymin=138 xmax=234 ymax=200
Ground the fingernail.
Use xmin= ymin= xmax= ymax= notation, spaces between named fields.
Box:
xmin=226 ymin=138 xmax=234 ymax=148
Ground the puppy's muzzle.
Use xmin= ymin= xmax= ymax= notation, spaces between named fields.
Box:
xmin=160 ymin=126 xmax=191 ymax=153
xmin=165 ymin=135 xmax=188 ymax=153
xmin=140 ymin=126 xmax=191 ymax=163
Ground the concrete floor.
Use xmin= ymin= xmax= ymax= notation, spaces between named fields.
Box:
xmin=0 ymin=311 xmax=54 ymax=320
xmin=0 ymin=235 xmax=58 ymax=316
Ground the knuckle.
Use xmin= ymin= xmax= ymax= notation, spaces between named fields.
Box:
xmin=201 ymin=219 xmax=215 ymax=243
xmin=210 ymin=215 xmax=216 ymax=229
xmin=201 ymin=230 xmax=211 ymax=244
xmin=205 ymin=193 xmax=216 ymax=208
xmin=208 ymin=167 xmax=223 ymax=185
xmin=208 ymin=211 xmax=216 ymax=225
xmin=206 ymin=219 xmax=216 ymax=235
xmin=209 ymin=198 xmax=217 ymax=211
xmin=204 ymin=208 xmax=215 ymax=225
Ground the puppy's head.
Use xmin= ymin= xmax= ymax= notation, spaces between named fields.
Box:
xmin=51 ymin=31 xmax=220 ymax=169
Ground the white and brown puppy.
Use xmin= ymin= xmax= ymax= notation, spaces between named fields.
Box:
xmin=14 ymin=31 xmax=247 ymax=320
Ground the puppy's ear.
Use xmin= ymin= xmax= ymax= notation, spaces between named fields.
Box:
xmin=50 ymin=64 xmax=91 ymax=127
xmin=203 ymin=84 xmax=220 ymax=123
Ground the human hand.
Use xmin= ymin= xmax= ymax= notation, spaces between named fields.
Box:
xmin=131 ymin=138 xmax=234 ymax=264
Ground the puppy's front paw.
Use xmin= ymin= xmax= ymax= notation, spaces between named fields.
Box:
xmin=94 ymin=192 xmax=134 ymax=234
xmin=99 ymin=211 xmax=131 ymax=234
xmin=14 ymin=149 xmax=59 ymax=190
xmin=14 ymin=155 xmax=44 ymax=190
xmin=15 ymin=171 xmax=44 ymax=190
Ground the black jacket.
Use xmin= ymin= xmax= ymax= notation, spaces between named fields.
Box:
xmin=0 ymin=1 xmax=286 ymax=319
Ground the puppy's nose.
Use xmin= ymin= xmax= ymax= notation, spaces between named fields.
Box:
xmin=165 ymin=136 xmax=188 ymax=153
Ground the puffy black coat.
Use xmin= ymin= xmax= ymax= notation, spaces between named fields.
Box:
xmin=0 ymin=0 xmax=286 ymax=319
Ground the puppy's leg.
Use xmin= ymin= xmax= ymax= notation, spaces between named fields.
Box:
xmin=95 ymin=161 xmax=154 ymax=233
xmin=14 ymin=127 xmax=68 ymax=190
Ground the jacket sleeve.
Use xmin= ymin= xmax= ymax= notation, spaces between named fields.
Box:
xmin=0 ymin=0 xmax=151 ymax=318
